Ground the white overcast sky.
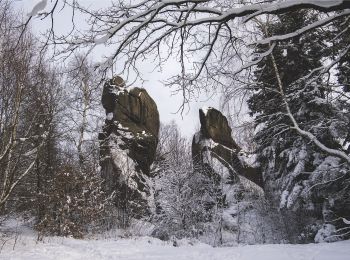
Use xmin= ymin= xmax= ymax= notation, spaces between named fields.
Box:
xmin=13 ymin=0 xmax=237 ymax=138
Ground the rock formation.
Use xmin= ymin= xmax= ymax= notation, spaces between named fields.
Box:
xmin=191 ymin=107 xmax=279 ymax=245
xmin=192 ymin=107 xmax=262 ymax=187
xmin=99 ymin=76 xmax=159 ymax=218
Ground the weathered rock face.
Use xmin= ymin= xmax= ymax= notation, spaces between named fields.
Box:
xmin=192 ymin=107 xmax=262 ymax=187
xmin=191 ymin=107 xmax=274 ymax=245
xmin=99 ymin=76 xmax=160 ymax=218
xmin=199 ymin=108 xmax=239 ymax=150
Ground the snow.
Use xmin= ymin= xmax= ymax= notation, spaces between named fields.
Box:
xmin=24 ymin=147 xmax=38 ymax=157
xmin=291 ymin=149 xmax=306 ymax=177
xmin=117 ymin=123 xmax=129 ymax=131
xmin=343 ymin=218 xmax=350 ymax=225
xmin=2 ymin=231 xmax=350 ymax=260
xmin=311 ymin=156 xmax=343 ymax=184
xmin=254 ymin=122 xmax=266 ymax=135
xmin=27 ymin=0 xmax=47 ymax=17
xmin=256 ymin=9 xmax=350 ymax=45
xmin=314 ymin=224 xmax=338 ymax=243
xmin=238 ymin=152 xmax=258 ymax=168
xmin=286 ymin=184 xmax=303 ymax=209
xmin=94 ymin=33 xmax=110 ymax=44
xmin=280 ymin=190 xmax=289 ymax=209
xmin=282 ymin=49 xmax=287 ymax=57
xmin=1 ymin=218 xmax=350 ymax=260
xmin=108 ymin=133 xmax=139 ymax=191
xmin=106 ymin=112 xmax=113 ymax=120
xmin=337 ymin=138 xmax=350 ymax=151
xmin=201 ymin=106 xmax=212 ymax=116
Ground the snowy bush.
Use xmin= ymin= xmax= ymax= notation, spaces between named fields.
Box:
xmin=315 ymin=224 xmax=339 ymax=243
xmin=35 ymin=165 xmax=114 ymax=239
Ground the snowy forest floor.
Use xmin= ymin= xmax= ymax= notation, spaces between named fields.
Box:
xmin=1 ymin=218 xmax=350 ymax=260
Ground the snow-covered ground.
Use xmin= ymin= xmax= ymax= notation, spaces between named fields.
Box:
xmin=2 ymin=235 xmax=350 ymax=260
xmin=1 ymin=218 xmax=350 ymax=260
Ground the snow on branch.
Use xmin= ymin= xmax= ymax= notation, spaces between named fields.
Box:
xmin=256 ymin=10 xmax=350 ymax=44
xmin=35 ymin=0 xmax=350 ymax=67
xmin=269 ymin=49 xmax=350 ymax=164
xmin=27 ymin=0 xmax=47 ymax=17
xmin=24 ymin=0 xmax=350 ymax=108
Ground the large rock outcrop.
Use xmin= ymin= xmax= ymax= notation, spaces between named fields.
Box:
xmin=192 ymin=107 xmax=262 ymax=187
xmin=99 ymin=76 xmax=159 ymax=218
xmin=191 ymin=107 xmax=279 ymax=245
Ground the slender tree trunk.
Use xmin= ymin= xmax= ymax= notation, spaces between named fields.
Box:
xmin=77 ymin=80 xmax=89 ymax=168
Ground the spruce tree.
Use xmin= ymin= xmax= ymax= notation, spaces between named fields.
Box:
xmin=248 ymin=11 xmax=350 ymax=242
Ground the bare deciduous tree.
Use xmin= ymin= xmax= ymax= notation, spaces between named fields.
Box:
xmin=24 ymin=1 xmax=350 ymax=162
xmin=0 ymin=1 xmax=59 ymax=211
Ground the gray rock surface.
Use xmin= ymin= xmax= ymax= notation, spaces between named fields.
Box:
xmin=99 ymin=76 xmax=160 ymax=218
xmin=192 ymin=107 xmax=262 ymax=187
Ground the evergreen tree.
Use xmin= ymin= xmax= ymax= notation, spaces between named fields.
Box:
xmin=248 ymin=11 xmax=350 ymax=242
